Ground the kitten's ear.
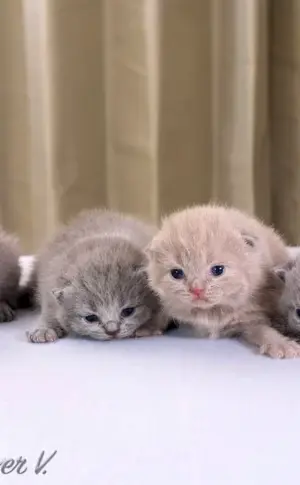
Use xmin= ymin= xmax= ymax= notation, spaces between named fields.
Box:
xmin=52 ymin=288 xmax=64 ymax=303
xmin=145 ymin=240 xmax=162 ymax=262
xmin=274 ymin=259 xmax=295 ymax=282
xmin=241 ymin=233 xmax=257 ymax=248
xmin=144 ymin=243 xmax=153 ymax=260
xmin=52 ymin=285 xmax=74 ymax=304
xmin=286 ymin=258 xmax=296 ymax=271
xmin=274 ymin=268 xmax=286 ymax=283
xmin=132 ymin=262 xmax=147 ymax=275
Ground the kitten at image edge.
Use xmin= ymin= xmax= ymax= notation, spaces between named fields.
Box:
xmin=0 ymin=227 xmax=22 ymax=321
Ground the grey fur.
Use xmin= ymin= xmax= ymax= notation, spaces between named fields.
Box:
xmin=27 ymin=209 xmax=168 ymax=343
xmin=276 ymin=255 xmax=300 ymax=336
xmin=0 ymin=227 xmax=21 ymax=322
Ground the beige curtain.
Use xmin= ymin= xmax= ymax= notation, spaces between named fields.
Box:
xmin=0 ymin=0 xmax=299 ymax=252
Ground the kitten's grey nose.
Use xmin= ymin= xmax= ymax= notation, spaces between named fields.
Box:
xmin=104 ymin=320 xmax=120 ymax=336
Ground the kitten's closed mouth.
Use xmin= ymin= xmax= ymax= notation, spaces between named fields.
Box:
xmin=191 ymin=300 xmax=214 ymax=311
xmin=191 ymin=297 xmax=210 ymax=306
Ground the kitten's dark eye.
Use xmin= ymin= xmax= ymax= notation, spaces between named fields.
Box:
xmin=296 ymin=309 xmax=300 ymax=319
xmin=121 ymin=307 xmax=135 ymax=318
xmin=211 ymin=265 xmax=225 ymax=277
xmin=170 ymin=268 xmax=185 ymax=280
xmin=84 ymin=314 xmax=99 ymax=323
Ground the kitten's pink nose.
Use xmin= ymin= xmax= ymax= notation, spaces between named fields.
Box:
xmin=190 ymin=287 xmax=205 ymax=298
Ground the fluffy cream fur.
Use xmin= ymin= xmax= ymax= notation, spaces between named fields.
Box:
xmin=146 ymin=205 xmax=299 ymax=358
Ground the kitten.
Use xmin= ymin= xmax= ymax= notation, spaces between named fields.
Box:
xmin=275 ymin=255 xmax=300 ymax=336
xmin=0 ymin=227 xmax=21 ymax=321
xmin=146 ymin=204 xmax=300 ymax=358
xmin=27 ymin=209 xmax=168 ymax=343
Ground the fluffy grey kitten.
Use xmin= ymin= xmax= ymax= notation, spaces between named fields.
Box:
xmin=27 ymin=209 xmax=168 ymax=343
xmin=275 ymin=255 xmax=300 ymax=336
xmin=0 ymin=227 xmax=21 ymax=321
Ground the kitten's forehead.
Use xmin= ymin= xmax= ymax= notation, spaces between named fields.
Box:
xmin=74 ymin=260 xmax=150 ymax=308
xmin=159 ymin=217 xmax=250 ymax=265
xmin=68 ymin=236 xmax=151 ymax=304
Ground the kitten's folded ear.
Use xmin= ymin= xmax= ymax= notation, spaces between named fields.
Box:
xmin=274 ymin=268 xmax=286 ymax=283
xmin=132 ymin=262 xmax=147 ymax=275
xmin=241 ymin=232 xmax=257 ymax=248
xmin=52 ymin=285 xmax=74 ymax=304
xmin=144 ymin=238 xmax=163 ymax=262
xmin=274 ymin=259 xmax=296 ymax=282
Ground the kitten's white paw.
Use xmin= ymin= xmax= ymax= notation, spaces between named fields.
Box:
xmin=26 ymin=328 xmax=60 ymax=343
xmin=259 ymin=338 xmax=300 ymax=359
xmin=134 ymin=327 xmax=163 ymax=338
xmin=0 ymin=302 xmax=15 ymax=323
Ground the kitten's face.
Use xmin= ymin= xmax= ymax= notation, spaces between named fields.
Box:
xmin=146 ymin=210 xmax=264 ymax=322
xmin=277 ymin=260 xmax=300 ymax=333
xmin=53 ymin=255 xmax=159 ymax=340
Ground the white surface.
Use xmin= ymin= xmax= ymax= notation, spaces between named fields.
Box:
xmin=1 ymin=252 xmax=300 ymax=485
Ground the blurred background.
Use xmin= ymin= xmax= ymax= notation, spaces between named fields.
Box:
xmin=0 ymin=0 xmax=299 ymax=252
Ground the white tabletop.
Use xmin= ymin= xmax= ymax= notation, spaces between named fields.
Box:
xmin=1 ymin=252 xmax=299 ymax=485
xmin=1 ymin=310 xmax=299 ymax=485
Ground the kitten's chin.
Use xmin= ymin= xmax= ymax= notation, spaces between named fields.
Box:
xmin=191 ymin=300 xmax=215 ymax=311
xmin=190 ymin=294 xmax=247 ymax=312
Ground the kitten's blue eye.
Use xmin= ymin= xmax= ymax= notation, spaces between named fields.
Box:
xmin=121 ymin=307 xmax=135 ymax=318
xmin=170 ymin=268 xmax=185 ymax=280
xmin=84 ymin=314 xmax=99 ymax=323
xmin=211 ymin=265 xmax=225 ymax=277
xmin=296 ymin=309 xmax=300 ymax=319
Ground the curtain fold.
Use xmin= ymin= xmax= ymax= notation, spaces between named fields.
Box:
xmin=0 ymin=0 xmax=300 ymax=251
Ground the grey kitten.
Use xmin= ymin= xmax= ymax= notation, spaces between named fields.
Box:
xmin=27 ymin=209 xmax=168 ymax=343
xmin=275 ymin=255 xmax=300 ymax=336
xmin=0 ymin=227 xmax=21 ymax=321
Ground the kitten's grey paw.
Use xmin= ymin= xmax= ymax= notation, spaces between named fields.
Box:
xmin=26 ymin=327 xmax=63 ymax=343
xmin=259 ymin=338 xmax=300 ymax=359
xmin=134 ymin=327 xmax=163 ymax=338
xmin=0 ymin=302 xmax=15 ymax=322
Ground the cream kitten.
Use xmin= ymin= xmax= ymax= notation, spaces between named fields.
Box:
xmin=146 ymin=205 xmax=299 ymax=358
xmin=27 ymin=209 xmax=168 ymax=343
xmin=0 ymin=227 xmax=21 ymax=322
